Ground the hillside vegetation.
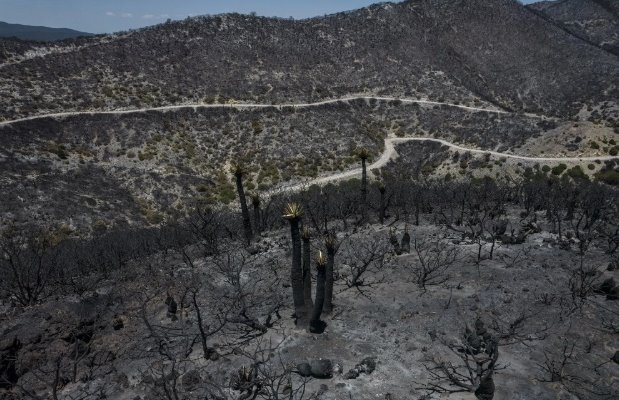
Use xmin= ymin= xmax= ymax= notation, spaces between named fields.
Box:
xmin=0 ymin=0 xmax=617 ymax=122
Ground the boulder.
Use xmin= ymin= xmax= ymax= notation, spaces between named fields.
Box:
xmin=357 ymin=357 xmax=376 ymax=374
xmin=344 ymin=357 xmax=377 ymax=379
xmin=296 ymin=362 xmax=312 ymax=377
xmin=309 ymin=359 xmax=333 ymax=379
xmin=597 ymin=278 xmax=617 ymax=295
xmin=182 ymin=369 xmax=201 ymax=388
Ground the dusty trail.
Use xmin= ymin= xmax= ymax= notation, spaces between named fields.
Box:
xmin=0 ymin=96 xmax=547 ymax=127
xmin=266 ymin=137 xmax=619 ymax=195
xmin=3 ymin=95 xmax=615 ymax=196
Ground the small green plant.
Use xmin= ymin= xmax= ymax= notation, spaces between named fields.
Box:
xmin=551 ymin=164 xmax=567 ymax=176
xmin=566 ymin=165 xmax=588 ymax=181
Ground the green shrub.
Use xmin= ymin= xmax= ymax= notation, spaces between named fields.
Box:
xmin=566 ymin=165 xmax=588 ymax=181
xmin=595 ymin=170 xmax=619 ymax=185
xmin=610 ymin=147 xmax=618 ymax=156
xmin=551 ymin=164 xmax=567 ymax=176
xmin=145 ymin=210 xmax=164 ymax=225
xmin=542 ymin=165 xmax=551 ymax=173
xmin=590 ymin=141 xmax=600 ymax=149
xmin=587 ymin=164 xmax=595 ymax=170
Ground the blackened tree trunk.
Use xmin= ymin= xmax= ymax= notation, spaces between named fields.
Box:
xmin=415 ymin=202 xmax=420 ymax=226
xmin=310 ymin=255 xmax=327 ymax=333
xmin=401 ymin=229 xmax=411 ymax=254
xmin=235 ymin=172 xmax=253 ymax=245
xmin=379 ymin=184 xmax=386 ymax=224
xmin=251 ymin=194 xmax=261 ymax=237
xmin=323 ymin=236 xmax=336 ymax=314
xmin=302 ymin=229 xmax=314 ymax=310
xmin=361 ymin=157 xmax=368 ymax=222
xmin=356 ymin=147 xmax=370 ymax=224
xmin=284 ymin=204 xmax=307 ymax=325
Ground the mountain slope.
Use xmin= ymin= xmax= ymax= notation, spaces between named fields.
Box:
xmin=529 ymin=0 xmax=619 ymax=56
xmin=0 ymin=21 xmax=93 ymax=41
xmin=0 ymin=0 xmax=617 ymax=122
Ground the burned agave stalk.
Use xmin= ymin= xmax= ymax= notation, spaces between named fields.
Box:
xmin=310 ymin=251 xmax=327 ymax=333
xmin=301 ymin=227 xmax=314 ymax=310
xmin=231 ymin=161 xmax=253 ymax=245
xmin=356 ymin=147 xmax=371 ymax=223
xmin=283 ymin=203 xmax=307 ymax=325
xmin=378 ymin=182 xmax=386 ymax=224
xmin=323 ymin=233 xmax=337 ymax=314
xmin=250 ymin=192 xmax=261 ymax=237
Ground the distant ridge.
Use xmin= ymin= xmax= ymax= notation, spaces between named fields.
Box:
xmin=0 ymin=21 xmax=93 ymax=41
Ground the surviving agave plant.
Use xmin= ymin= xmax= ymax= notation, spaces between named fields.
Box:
xmin=283 ymin=202 xmax=302 ymax=220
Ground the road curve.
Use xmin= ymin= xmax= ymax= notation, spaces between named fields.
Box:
xmin=266 ymin=137 xmax=619 ymax=195
xmin=0 ymin=96 xmax=549 ymax=127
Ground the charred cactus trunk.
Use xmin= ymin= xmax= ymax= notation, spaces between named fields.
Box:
xmin=356 ymin=147 xmax=370 ymax=224
xmin=251 ymin=194 xmax=261 ymax=237
xmin=310 ymin=252 xmax=327 ymax=333
xmin=283 ymin=204 xmax=307 ymax=325
xmin=302 ymin=228 xmax=314 ymax=310
xmin=379 ymin=184 xmax=386 ymax=224
xmin=389 ymin=228 xmax=402 ymax=255
xmin=233 ymin=166 xmax=253 ymax=245
xmin=323 ymin=234 xmax=336 ymax=314
xmin=361 ymin=157 xmax=368 ymax=221
xmin=400 ymin=228 xmax=411 ymax=254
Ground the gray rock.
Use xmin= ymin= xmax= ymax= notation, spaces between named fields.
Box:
xmin=598 ymin=278 xmax=616 ymax=295
xmin=182 ymin=370 xmax=201 ymax=388
xmin=296 ymin=362 xmax=312 ymax=377
xmin=358 ymin=357 xmax=376 ymax=374
xmin=309 ymin=359 xmax=333 ymax=379
xmin=344 ymin=357 xmax=377 ymax=379
xmin=344 ymin=368 xmax=360 ymax=379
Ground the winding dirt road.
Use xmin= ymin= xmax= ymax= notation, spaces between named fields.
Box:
xmin=2 ymin=95 xmax=615 ymax=196
xmin=0 ymin=96 xmax=548 ymax=127
xmin=266 ymin=137 xmax=619 ymax=195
